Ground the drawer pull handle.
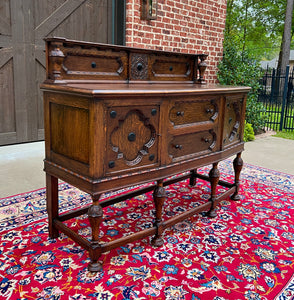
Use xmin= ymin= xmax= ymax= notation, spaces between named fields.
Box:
xmin=176 ymin=111 xmax=184 ymax=116
xmin=128 ymin=132 xmax=136 ymax=142
xmin=137 ymin=63 xmax=143 ymax=71
xmin=149 ymin=154 xmax=155 ymax=161
xmin=175 ymin=144 xmax=182 ymax=149
xmin=206 ymin=108 xmax=213 ymax=114
xmin=110 ymin=110 xmax=117 ymax=118
xmin=202 ymin=138 xmax=210 ymax=143
xmin=91 ymin=62 xmax=96 ymax=68
xmin=108 ymin=161 xmax=115 ymax=168
xmin=169 ymin=66 xmax=173 ymax=71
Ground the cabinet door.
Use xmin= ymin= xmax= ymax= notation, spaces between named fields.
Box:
xmin=222 ymin=94 xmax=246 ymax=148
xmin=105 ymin=105 xmax=160 ymax=174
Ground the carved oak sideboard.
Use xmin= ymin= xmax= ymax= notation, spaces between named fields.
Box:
xmin=41 ymin=38 xmax=250 ymax=272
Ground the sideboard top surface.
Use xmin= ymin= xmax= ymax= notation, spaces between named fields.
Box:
xmin=41 ymin=82 xmax=251 ymax=97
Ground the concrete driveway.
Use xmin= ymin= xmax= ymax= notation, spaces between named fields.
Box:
xmin=242 ymin=134 xmax=294 ymax=175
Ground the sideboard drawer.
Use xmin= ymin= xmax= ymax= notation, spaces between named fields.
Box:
xmin=168 ymin=129 xmax=218 ymax=160
xmin=105 ymin=105 xmax=160 ymax=174
xmin=169 ymin=98 xmax=219 ymax=126
xmin=149 ymin=54 xmax=194 ymax=81
xmin=62 ymin=52 xmax=128 ymax=80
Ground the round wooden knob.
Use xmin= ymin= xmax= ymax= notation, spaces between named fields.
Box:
xmin=108 ymin=161 xmax=115 ymax=168
xmin=137 ymin=63 xmax=143 ymax=71
xmin=110 ymin=110 xmax=117 ymax=118
xmin=128 ymin=132 xmax=136 ymax=142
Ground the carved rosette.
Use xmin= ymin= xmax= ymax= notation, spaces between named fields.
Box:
xmin=110 ymin=110 xmax=156 ymax=166
xmin=130 ymin=54 xmax=148 ymax=80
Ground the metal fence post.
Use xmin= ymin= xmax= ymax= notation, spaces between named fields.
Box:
xmin=270 ymin=68 xmax=275 ymax=103
xmin=280 ymin=65 xmax=290 ymax=131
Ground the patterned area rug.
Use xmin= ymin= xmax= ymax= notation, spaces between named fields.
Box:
xmin=0 ymin=159 xmax=294 ymax=300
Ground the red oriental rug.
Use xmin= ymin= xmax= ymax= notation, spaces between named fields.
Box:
xmin=0 ymin=159 xmax=294 ymax=300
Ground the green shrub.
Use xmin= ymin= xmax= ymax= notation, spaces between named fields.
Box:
xmin=217 ymin=38 xmax=267 ymax=133
xmin=243 ymin=121 xmax=255 ymax=142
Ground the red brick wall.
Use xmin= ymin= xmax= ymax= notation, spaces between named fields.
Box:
xmin=125 ymin=0 xmax=227 ymax=84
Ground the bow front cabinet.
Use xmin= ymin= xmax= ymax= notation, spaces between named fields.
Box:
xmin=41 ymin=38 xmax=250 ymax=271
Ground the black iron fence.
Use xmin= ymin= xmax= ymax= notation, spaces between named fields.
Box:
xmin=258 ymin=65 xmax=294 ymax=131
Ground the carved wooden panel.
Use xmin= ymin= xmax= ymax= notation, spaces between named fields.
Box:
xmin=130 ymin=53 xmax=148 ymax=80
xmin=106 ymin=106 xmax=159 ymax=173
xmin=222 ymin=95 xmax=244 ymax=147
xmin=44 ymin=38 xmax=209 ymax=85
xmin=47 ymin=42 xmax=128 ymax=81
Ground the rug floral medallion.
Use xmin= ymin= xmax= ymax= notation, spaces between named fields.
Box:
xmin=0 ymin=160 xmax=294 ymax=300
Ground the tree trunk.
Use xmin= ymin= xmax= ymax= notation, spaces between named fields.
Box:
xmin=242 ymin=0 xmax=249 ymax=55
xmin=277 ymin=0 xmax=294 ymax=72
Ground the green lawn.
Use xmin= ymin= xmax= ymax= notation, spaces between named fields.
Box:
xmin=254 ymin=99 xmax=294 ymax=139
xmin=261 ymin=102 xmax=294 ymax=136
xmin=274 ymin=130 xmax=294 ymax=140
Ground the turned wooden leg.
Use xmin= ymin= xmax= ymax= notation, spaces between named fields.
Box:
xmin=206 ymin=162 xmax=220 ymax=218
xmin=231 ymin=152 xmax=243 ymax=201
xmin=46 ymin=174 xmax=59 ymax=238
xmin=88 ymin=194 xmax=103 ymax=272
xmin=189 ymin=169 xmax=197 ymax=186
xmin=151 ymin=179 xmax=166 ymax=247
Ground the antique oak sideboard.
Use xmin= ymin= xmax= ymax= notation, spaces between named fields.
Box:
xmin=41 ymin=38 xmax=250 ymax=272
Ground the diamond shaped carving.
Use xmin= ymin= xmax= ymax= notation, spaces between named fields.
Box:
xmin=130 ymin=54 xmax=148 ymax=80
